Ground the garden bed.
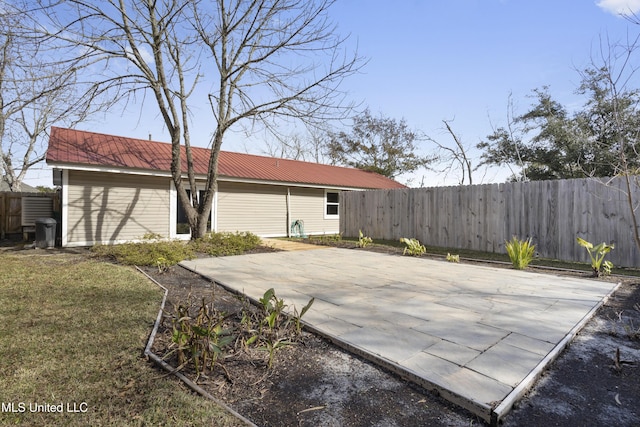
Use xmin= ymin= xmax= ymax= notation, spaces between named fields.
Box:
xmin=143 ymin=242 xmax=640 ymax=426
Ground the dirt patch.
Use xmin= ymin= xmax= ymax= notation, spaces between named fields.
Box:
xmin=142 ymin=245 xmax=640 ymax=426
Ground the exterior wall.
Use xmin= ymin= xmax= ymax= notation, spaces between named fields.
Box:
xmin=65 ymin=170 xmax=170 ymax=245
xmin=63 ymin=170 xmax=344 ymax=245
xmin=217 ymin=181 xmax=287 ymax=236
xmin=289 ymin=187 xmax=339 ymax=235
xmin=216 ymin=182 xmax=339 ymax=236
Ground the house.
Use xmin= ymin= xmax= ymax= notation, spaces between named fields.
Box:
xmin=0 ymin=179 xmax=38 ymax=192
xmin=46 ymin=127 xmax=406 ymax=247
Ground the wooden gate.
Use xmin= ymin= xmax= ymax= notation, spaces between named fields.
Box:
xmin=0 ymin=192 xmax=60 ymax=240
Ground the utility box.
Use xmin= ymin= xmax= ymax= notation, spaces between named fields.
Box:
xmin=35 ymin=218 xmax=57 ymax=249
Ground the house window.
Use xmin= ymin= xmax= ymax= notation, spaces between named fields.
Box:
xmin=176 ymin=189 xmax=211 ymax=235
xmin=325 ymin=190 xmax=339 ymax=218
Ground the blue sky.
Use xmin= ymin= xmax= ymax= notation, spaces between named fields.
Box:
xmin=25 ymin=0 xmax=640 ymax=187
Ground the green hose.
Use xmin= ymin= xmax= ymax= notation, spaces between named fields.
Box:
xmin=290 ymin=220 xmax=307 ymax=238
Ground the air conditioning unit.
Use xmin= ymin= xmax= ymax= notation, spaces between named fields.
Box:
xmin=21 ymin=197 xmax=54 ymax=241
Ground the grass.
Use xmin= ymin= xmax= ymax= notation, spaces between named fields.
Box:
xmin=0 ymin=252 xmax=242 ymax=426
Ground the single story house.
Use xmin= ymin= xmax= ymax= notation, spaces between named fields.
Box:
xmin=46 ymin=127 xmax=405 ymax=247
xmin=0 ymin=179 xmax=38 ymax=192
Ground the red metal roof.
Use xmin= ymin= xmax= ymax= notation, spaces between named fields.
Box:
xmin=46 ymin=127 xmax=406 ymax=189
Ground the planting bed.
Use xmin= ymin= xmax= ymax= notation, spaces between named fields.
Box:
xmin=143 ymin=245 xmax=640 ymax=426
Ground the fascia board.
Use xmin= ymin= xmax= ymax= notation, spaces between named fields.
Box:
xmin=49 ymin=162 xmax=370 ymax=191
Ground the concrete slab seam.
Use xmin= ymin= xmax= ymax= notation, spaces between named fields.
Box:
xmin=490 ymin=280 xmax=623 ymax=426
xmin=299 ymin=320 xmax=495 ymax=423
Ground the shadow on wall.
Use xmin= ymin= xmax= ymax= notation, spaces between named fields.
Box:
xmin=69 ymin=185 xmax=150 ymax=244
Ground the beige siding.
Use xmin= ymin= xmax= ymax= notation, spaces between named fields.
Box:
xmin=66 ymin=170 xmax=170 ymax=245
xmin=217 ymin=182 xmax=287 ymax=235
xmin=289 ymin=187 xmax=339 ymax=235
xmin=216 ymin=182 xmax=339 ymax=236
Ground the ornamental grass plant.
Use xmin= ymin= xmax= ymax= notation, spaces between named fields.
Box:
xmin=505 ymin=236 xmax=536 ymax=270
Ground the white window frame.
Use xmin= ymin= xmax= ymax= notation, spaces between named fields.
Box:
xmin=324 ymin=189 xmax=340 ymax=219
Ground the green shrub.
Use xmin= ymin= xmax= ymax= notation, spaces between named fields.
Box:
xmin=400 ymin=237 xmax=426 ymax=256
xmin=356 ymin=230 xmax=373 ymax=248
xmin=576 ymin=237 xmax=614 ymax=277
xmin=191 ymin=231 xmax=262 ymax=256
xmin=91 ymin=239 xmax=195 ymax=266
xmin=446 ymin=253 xmax=460 ymax=263
xmin=505 ymin=236 xmax=535 ymax=270
xmin=141 ymin=232 xmax=165 ymax=240
xmin=92 ymin=231 xmax=262 ymax=265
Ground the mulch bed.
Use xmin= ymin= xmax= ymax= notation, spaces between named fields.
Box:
xmin=142 ymin=242 xmax=640 ymax=426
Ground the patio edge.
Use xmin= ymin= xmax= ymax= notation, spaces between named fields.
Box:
xmin=490 ymin=280 xmax=623 ymax=425
xmin=179 ymin=262 xmax=496 ymax=423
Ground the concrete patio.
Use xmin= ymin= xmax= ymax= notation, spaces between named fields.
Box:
xmin=181 ymin=247 xmax=620 ymax=425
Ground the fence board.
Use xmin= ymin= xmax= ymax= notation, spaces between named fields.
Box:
xmin=340 ymin=177 xmax=640 ymax=268
xmin=0 ymin=192 xmax=60 ymax=239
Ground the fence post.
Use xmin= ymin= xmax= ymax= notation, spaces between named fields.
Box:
xmin=338 ymin=177 xmax=640 ymax=268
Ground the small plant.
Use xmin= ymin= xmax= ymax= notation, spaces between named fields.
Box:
xmin=166 ymin=296 xmax=234 ymax=379
xmin=259 ymin=288 xmax=287 ymax=332
xmin=156 ymin=256 xmax=170 ymax=273
xmin=259 ymin=338 xmax=292 ymax=369
xmin=291 ymin=297 xmax=315 ymax=336
xmin=446 ymin=253 xmax=460 ymax=263
xmin=240 ymin=288 xmax=314 ymax=368
xmin=328 ymin=233 xmax=343 ymax=242
xmin=576 ymin=237 xmax=614 ymax=277
xmin=400 ymin=237 xmax=426 ymax=256
xmin=356 ymin=230 xmax=373 ymax=248
xmin=505 ymin=236 xmax=535 ymax=270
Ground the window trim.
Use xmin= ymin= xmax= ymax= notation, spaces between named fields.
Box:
xmin=324 ymin=190 xmax=340 ymax=219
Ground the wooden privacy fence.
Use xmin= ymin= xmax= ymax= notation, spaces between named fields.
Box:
xmin=0 ymin=192 xmax=60 ymax=239
xmin=340 ymin=176 xmax=640 ymax=268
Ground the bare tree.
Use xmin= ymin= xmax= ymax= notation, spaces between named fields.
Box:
xmin=428 ymin=119 xmax=474 ymax=185
xmin=263 ymin=133 xmax=311 ymax=161
xmin=478 ymin=92 xmax=529 ymax=182
xmin=44 ymin=0 xmax=361 ymax=238
xmin=0 ymin=1 xmax=91 ymax=191
xmin=262 ymin=125 xmax=332 ymax=163
xmin=585 ymin=30 xmax=640 ymax=252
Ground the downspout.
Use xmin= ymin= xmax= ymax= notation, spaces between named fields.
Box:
xmin=286 ymin=187 xmax=291 ymax=237
xmin=61 ymin=169 xmax=69 ymax=247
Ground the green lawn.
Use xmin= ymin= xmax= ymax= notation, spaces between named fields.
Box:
xmin=0 ymin=252 xmax=242 ymax=426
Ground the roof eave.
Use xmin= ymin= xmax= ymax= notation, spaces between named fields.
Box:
xmin=47 ymin=161 xmax=384 ymax=190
